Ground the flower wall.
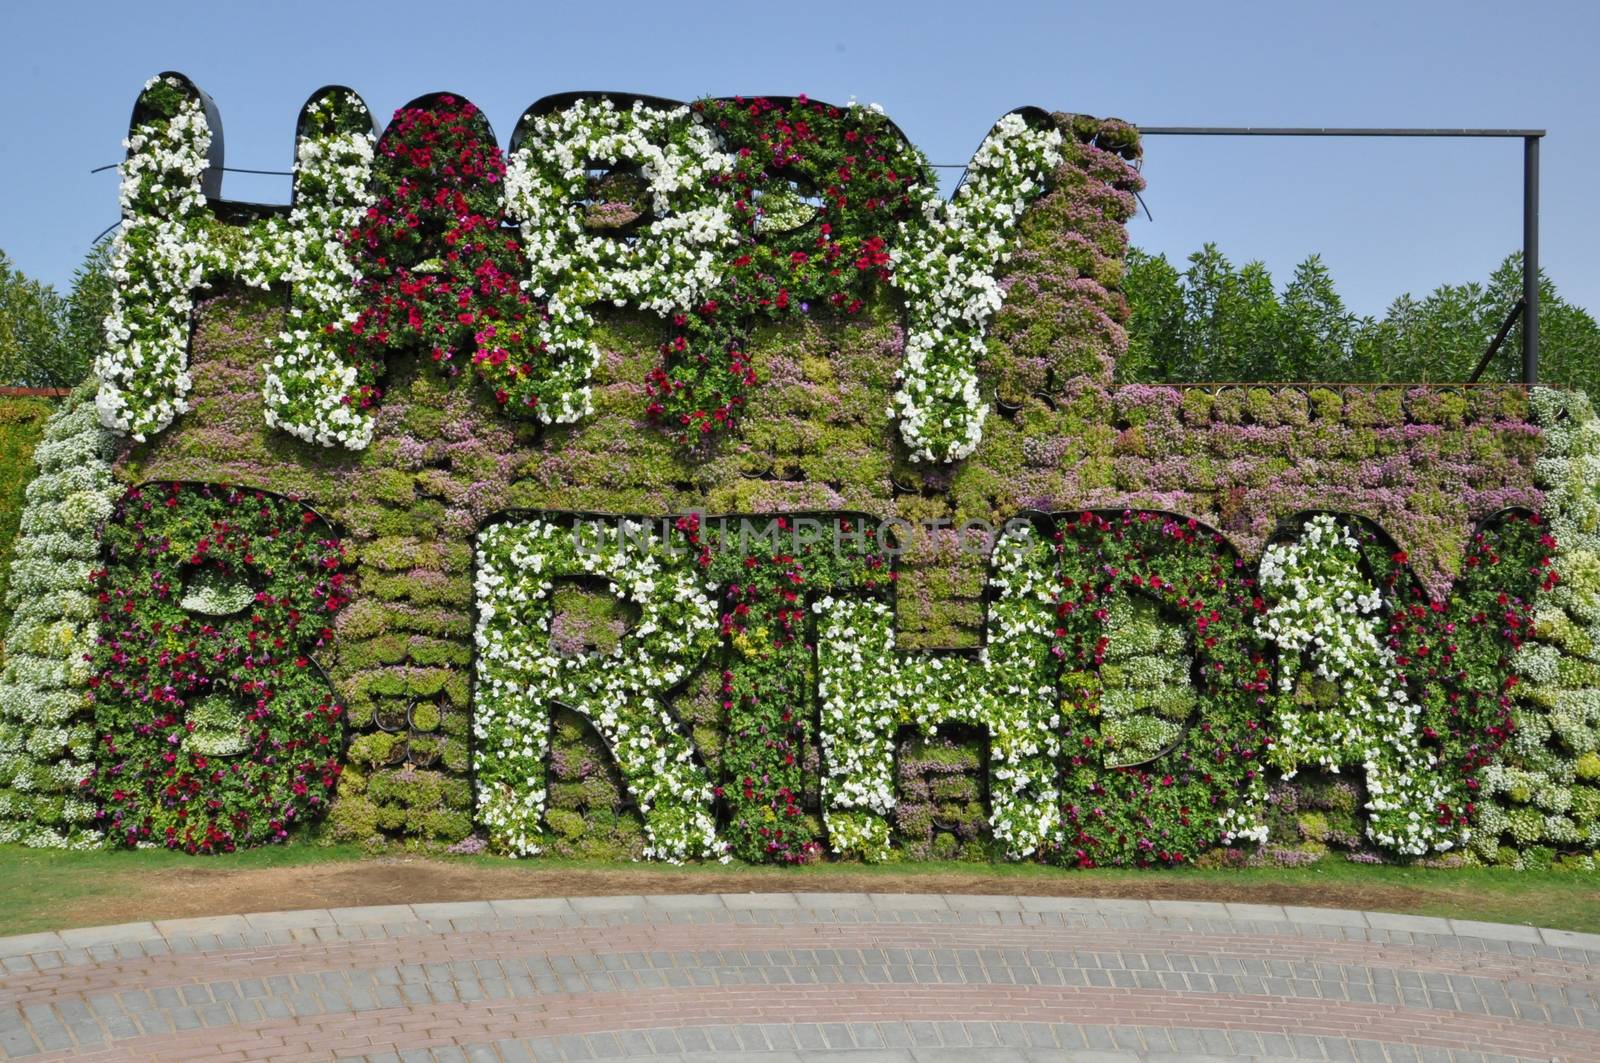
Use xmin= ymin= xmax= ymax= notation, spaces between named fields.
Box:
xmin=99 ymin=77 xmax=1059 ymax=465
xmin=0 ymin=73 xmax=1584 ymax=869
xmin=87 ymin=483 xmax=350 ymax=852
xmin=0 ymin=386 xmax=119 ymax=847
xmin=1483 ymin=389 xmax=1600 ymax=867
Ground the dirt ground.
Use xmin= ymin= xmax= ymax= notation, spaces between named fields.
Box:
xmin=58 ymin=856 xmax=1447 ymax=929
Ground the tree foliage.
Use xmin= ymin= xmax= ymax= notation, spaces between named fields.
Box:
xmin=1123 ymin=246 xmax=1600 ymax=401
xmin=0 ymin=242 xmax=111 ymax=389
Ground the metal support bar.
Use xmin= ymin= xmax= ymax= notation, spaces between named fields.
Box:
xmin=1139 ymin=127 xmax=1545 ymax=137
xmin=1469 ymin=300 xmax=1525 ymax=384
xmin=1524 ymin=136 xmax=1540 ymax=386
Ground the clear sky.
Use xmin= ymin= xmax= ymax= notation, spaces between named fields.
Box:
xmin=4 ymin=0 xmax=1595 ymax=317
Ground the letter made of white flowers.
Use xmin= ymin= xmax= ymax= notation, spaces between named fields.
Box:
xmin=1256 ymin=514 xmax=1451 ymax=856
xmin=815 ymin=520 xmax=1061 ymax=860
xmin=504 ymin=97 xmax=738 ymax=427
xmin=98 ymin=74 xmax=377 ymax=448
xmin=888 ymin=111 xmax=1062 ymax=464
xmin=472 ymin=516 xmax=725 ymax=862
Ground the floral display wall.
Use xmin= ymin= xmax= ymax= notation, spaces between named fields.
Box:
xmin=1487 ymin=389 xmax=1600 ymax=868
xmin=0 ymin=71 xmax=1590 ymax=870
xmin=0 ymin=386 xmax=119 ymax=847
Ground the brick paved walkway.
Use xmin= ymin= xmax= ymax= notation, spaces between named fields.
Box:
xmin=2 ymin=895 xmax=1596 ymax=1062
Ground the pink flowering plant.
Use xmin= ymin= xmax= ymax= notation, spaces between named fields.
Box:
xmin=349 ymin=97 xmax=555 ymax=417
xmin=86 ymin=483 xmax=351 ymax=853
xmin=1052 ymin=511 xmax=1274 ymax=867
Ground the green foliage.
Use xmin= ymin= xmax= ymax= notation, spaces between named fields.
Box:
xmin=892 ymin=730 xmax=992 ymax=862
xmin=538 ymin=708 xmax=647 ymax=860
xmin=1361 ymin=256 xmax=1599 ymax=397
xmin=1095 ymin=596 xmax=1195 ymax=766
xmin=1123 ymin=247 xmax=1598 ymax=401
xmin=0 ymin=242 xmax=111 ymax=389
xmin=58 ymin=242 xmax=112 ymax=389
xmin=1122 ymin=245 xmax=1362 ymax=383
xmin=0 ymin=251 xmax=66 ymax=388
xmin=0 ymin=398 xmax=53 ymax=640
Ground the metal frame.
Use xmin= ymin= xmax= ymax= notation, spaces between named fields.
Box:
xmin=1138 ymin=127 xmax=1545 ymax=385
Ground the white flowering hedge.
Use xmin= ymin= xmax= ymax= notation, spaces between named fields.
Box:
xmin=814 ymin=521 xmax=1061 ymax=859
xmin=889 ymin=112 xmax=1063 ymax=462
xmin=505 ymin=98 xmax=736 ymax=426
xmin=0 ymin=386 xmax=120 ymax=848
xmin=1482 ymin=389 xmax=1600 ymax=867
xmin=473 ymin=516 xmax=725 ymax=862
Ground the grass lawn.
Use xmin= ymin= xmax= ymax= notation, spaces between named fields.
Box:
xmin=3 ymin=843 xmax=1598 ymax=937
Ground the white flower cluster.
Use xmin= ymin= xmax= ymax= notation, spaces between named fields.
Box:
xmin=178 ymin=567 xmax=256 ymax=616
xmin=473 ymin=518 xmax=727 ymax=862
xmin=1257 ymin=514 xmax=1457 ymax=855
xmin=1474 ymin=389 xmax=1600 ymax=865
xmin=505 ymin=98 xmax=737 ymax=425
xmin=97 ymin=79 xmax=378 ymax=449
xmin=260 ymin=91 xmax=378 ymax=449
xmin=0 ymin=387 xmax=120 ymax=848
xmin=888 ymin=113 xmax=1062 ymax=462
xmin=814 ymin=523 xmax=1061 ymax=860
xmin=95 ymin=76 xmax=223 ymax=440
xmin=1096 ymin=596 xmax=1195 ymax=767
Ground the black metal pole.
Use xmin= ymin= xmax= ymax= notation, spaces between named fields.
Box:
xmin=1139 ymin=127 xmax=1544 ymax=137
xmin=1469 ymin=300 xmax=1525 ymax=384
xmin=1523 ymin=136 xmax=1540 ymax=386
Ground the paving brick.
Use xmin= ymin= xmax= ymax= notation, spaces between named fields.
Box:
xmin=0 ymin=932 xmax=63 ymax=959
xmin=1364 ymin=912 xmax=1453 ymax=936
xmin=1540 ymin=927 xmax=1600 ymax=951
xmin=1284 ymin=906 xmax=1370 ymax=928
xmin=57 ymin=921 xmax=159 ymax=949
xmin=794 ymin=892 xmax=874 ymax=908
xmin=408 ymin=902 xmax=495 ymax=922
xmin=939 ymin=893 xmax=1024 ymax=912
xmin=330 ymin=905 xmax=415 ymax=926
xmin=14 ymin=896 xmax=1599 ymax=1062
xmin=869 ymin=893 xmax=948 ymax=910
xmin=243 ymin=909 xmax=336 ymax=932
xmin=468 ymin=900 xmax=558 ymax=924
xmin=1223 ymin=902 xmax=1289 ymax=922
xmin=1147 ymin=900 xmax=1231 ymax=921
xmin=640 ymin=894 xmax=725 ymax=912
xmin=720 ymin=893 xmax=799 ymax=910
xmin=1014 ymin=896 xmax=1104 ymax=914
xmin=1450 ymin=919 xmax=1543 ymax=944
xmin=154 ymin=915 xmax=253 ymax=939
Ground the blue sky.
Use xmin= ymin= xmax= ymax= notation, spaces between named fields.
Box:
xmin=4 ymin=0 xmax=1595 ymax=316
